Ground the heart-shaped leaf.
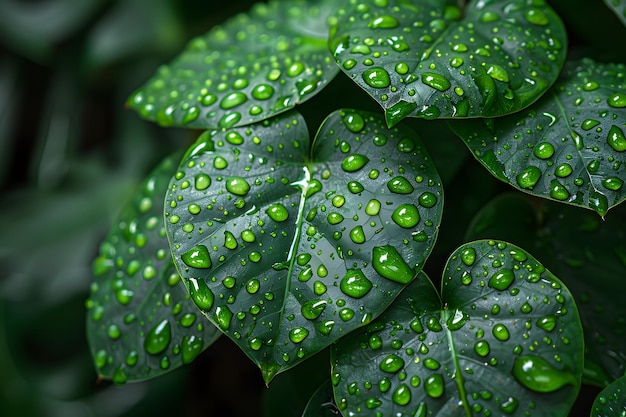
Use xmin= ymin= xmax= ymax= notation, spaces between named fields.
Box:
xmin=329 ymin=0 xmax=567 ymax=126
xmin=332 ymin=240 xmax=584 ymax=417
xmin=592 ymin=374 xmax=626 ymax=417
xmin=604 ymin=0 xmax=626 ymax=26
xmin=164 ymin=109 xmax=443 ymax=383
xmin=86 ymin=154 xmax=221 ymax=385
xmin=127 ymin=0 xmax=341 ymax=130
xmin=450 ymin=58 xmax=626 ymax=217
xmin=465 ymin=193 xmax=626 ymax=385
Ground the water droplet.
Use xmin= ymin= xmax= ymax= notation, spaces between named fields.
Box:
xmin=226 ymin=176 xmax=251 ymax=196
xmin=475 ymin=340 xmax=490 ymax=357
xmin=220 ymin=92 xmax=247 ymax=109
xmin=525 ymin=8 xmax=549 ymax=25
xmin=424 ymin=358 xmax=441 ymax=370
xmin=392 ymin=204 xmax=420 ymax=228
xmin=380 ymin=354 xmax=404 ymax=373
xmin=418 ymin=192 xmax=437 ymax=208
xmin=195 ymin=174 xmax=211 ymax=191
xmin=372 ymin=245 xmax=414 ymax=283
xmin=537 ymin=315 xmax=557 ymax=332
xmin=340 ymin=269 xmax=373 ymax=298
xmin=266 ymin=204 xmax=289 ymax=222
xmin=582 ymin=119 xmax=600 ymax=131
xmin=516 ymin=166 xmax=541 ymax=189
xmin=289 ymin=327 xmax=309 ymax=344
xmin=386 ymin=101 xmax=418 ymax=127
xmin=113 ymin=365 xmax=127 ymax=385
xmin=348 ymin=181 xmax=364 ymax=193
xmin=181 ymin=335 xmax=203 ymax=364
xmin=488 ymin=269 xmax=515 ymax=291
xmin=500 ymin=396 xmax=519 ymax=414
xmin=189 ymin=278 xmax=214 ymax=310
xmin=424 ymin=374 xmax=444 ymax=398
xmin=554 ymin=163 xmax=573 ymax=178
xmin=392 ymin=383 xmax=412 ymax=405
xmin=251 ymin=84 xmax=274 ymax=100
xmin=365 ymin=199 xmax=381 ymax=216
xmin=387 ymin=176 xmax=414 ymax=194
xmin=480 ymin=10 xmax=499 ymax=22
xmin=550 ymin=179 xmax=570 ymax=201
xmin=492 ymin=323 xmax=510 ymax=341
xmin=607 ymin=125 xmax=626 ymax=152
xmin=461 ymin=247 xmax=476 ymax=266
xmin=342 ymin=154 xmax=369 ymax=172
xmin=215 ymin=306 xmax=233 ymax=330
xmin=602 ymin=177 xmax=623 ymax=191
xmin=582 ymin=81 xmax=599 ymax=91
xmin=344 ymin=113 xmax=365 ymax=133
xmin=350 ymin=226 xmax=366 ymax=243
xmin=486 ymin=64 xmax=510 ymax=83
xmin=368 ymin=15 xmax=399 ymax=28
xmin=301 ymin=300 xmax=327 ymax=320
xmin=182 ymin=245 xmax=212 ymax=269
xmin=144 ymin=319 xmax=171 ymax=355
xmin=608 ymin=93 xmax=626 ymax=108
xmin=534 ymin=142 xmax=555 ymax=159
xmin=512 ymin=355 xmax=576 ymax=392
xmin=421 ymin=72 xmax=451 ymax=91
xmin=362 ymin=67 xmax=391 ymax=88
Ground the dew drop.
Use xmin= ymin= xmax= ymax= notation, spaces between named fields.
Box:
xmin=392 ymin=383 xmax=412 ymax=405
xmin=461 ymin=247 xmax=476 ymax=266
xmin=362 ymin=67 xmax=391 ymax=88
xmin=380 ymin=354 xmax=404 ymax=373
xmin=189 ymin=278 xmax=214 ymax=310
xmin=289 ymin=327 xmax=309 ymax=344
xmin=512 ymin=355 xmax=576 ymax=392
xmin=368 ymin=15 xmax=399 ymax=28
xmin=365 ymin=199 xmax=381 ymax=216
xmin=601 ymin=177 xmax=623 ymax=191
xmin=554 ymin=163 xmax=573 ymax=178
xmin=488 ymin=269 xmax=515 ymax=291
xmin=266 ymin=204 xmax=289 ymax=222
xmin=251 ymin=84 xmax=274 ymax=100
xmin=340 ymin=269 xmax=373 ymax=298
xmin=194 ymin=174 xmax=211 ymax=191
xmin=608 ymin=93 xmax=626 ymax=108
xmin=182 ymin=245 xmax=212 ymax=269
xmin=516 ymin=166 xmax=541 ymax=189
xmin=181 ymin=335 xmax=203 ymax=364
xmin=421 ymin=72 xmax=451 ymax=91
xmin=215 ymin=306 xmax=233 ymax=331
xmin=550 ymin=180 xmax=570 ymax=201
xmin=492 ymin=323 xmax=510 ymax=341
xmin=144 ymin=319 xmax=171 ymax=355
xmin=392 ymin=204 xmax=420 ymax=228
xmin=387 ymin=176 xmax=414 ymax=194
xmin=342 ymin=154 xmax=369 ymax=172
xmin=301 ymin=300 xmax=327 ymax=320
xmin=486 ymin=64 xmax=510 ymax=83
xmin=424 ymin=374 xmax=444 ymax=398
xmin=475 ymin=340 xmax=490 ymax=357
xmin=418 ymin=192 xmax=437 ymax=208
xmin=344 ymin=113 xmax=365 ymax=133
xmin=524 ymin=8 xmax=549 ymax=25
xmin=220 ymin=92 xmax=247 ymax=110
xmin=607 ymin=125 xmax=626 ymax=152
xmin=536 ymin=315 xmax=557 ymax=332
xmin=226 ymin=176 xmax=251 ymax=196
xmin=372 ymin=245 xmax=414 ymax=283
xmin=349 ymin=226 xmax=366 ymax=244
xmin=533 ymin=142 xmax=555 ymax=159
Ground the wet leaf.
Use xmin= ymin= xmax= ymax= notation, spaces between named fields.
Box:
xmin=329 ymin=0 xmax=567 ymax=126
xmin=302 ymin=381 xmax=341 ymax=417
xmin=331 ymin=240 xmax=584 ymax=417
xmin=592 ymin=374 xmax=626 ymax=417
xmin=127 ymin=0 xmax=341 ymax=130
xmin=603 ymin=0 xmax=626 ymax=26
xmin=451 ymin=58 xmax=626 ymax=217
xmin=466 ymin=193 xmax=626 ymax=386
xmin=86 ymin=154 xmax=221 ymax=385
xmin=164 ymin=109 xmax=443 ymax=383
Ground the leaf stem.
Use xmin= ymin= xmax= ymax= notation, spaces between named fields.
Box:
xmin=443 ymin=309 xmax=473 ymax=417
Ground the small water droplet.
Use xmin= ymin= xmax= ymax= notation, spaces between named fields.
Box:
xmin=144 ymin=319 xmax=171 ymax=355
xmin=289 ymin=327 xmax=309 ymax=344
xmin=492 ymin=323 xmax=510 ymax=341
xmin=550 ymin=179 xmax=570 ymax=201
xmin=475 ymin=340 xmax=490 ymax=357
xmin=533 ymin=142 xmax=555 ymax=159
xmin=524 ymin=8 xmax=549 ymax=25
xmin=301 ymin=300 xmax=327 ymax=320
xmin=461 ymin=247 xmax=476 ymax=266
xmin=368 ymin=15 xmax=399 ymax=29
xmin=251 ymin=83 xmax=274 ymax=100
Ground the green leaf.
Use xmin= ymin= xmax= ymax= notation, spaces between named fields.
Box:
xmin=127 ymin=0 xmax=341 ymax=130
xmin=465 ymin=193 xmax=626 ymax=385
xmin=329 ymin=0 xmax=567 ymax=126
xmin=331 ymin=240 xmax=584 ymax=417
xmin=450 ymin=58 xmax=626 ymax=217
xmin=603 ymin=0 xmax=626 ymax=26
xmin=592 ymin=374 xmax=626 ymax=416
xmin=164 ymin=109 xmax=443 ymax=383
xmin=86 ymin=153 xmax=221 ymax=385
xmin=301 ymin=381 xmax=340 ymax=417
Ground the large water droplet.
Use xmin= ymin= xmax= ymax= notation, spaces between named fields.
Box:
xmin=215 ymin=306 xmax=233 ymax=331
xmin=512 ymin=355 xmax=576 ymax=392
xmin=220 ymin=92 xmax=247 ymax=109
xmin=475 ymin=340 xmax=490 ymax=357
xmin=342 ymin=154 xmax=370 ymax=172
xmin=301 ymin=300 xmax=327 ymax=320
xmin=424 ymin=374 xmax=444 ymax=398
xmin=368 ymin=15 xmax=399 ymax=28
xmin=607 ymin=125 xmax=626 ymax=152
xmin=392 ymin=204 xmax=420 ymax=228
xmin=144 ymin=319 xmax=171 ymax=355
xmin=181 ymin=335 xmax=203 ymax=364
xmin=340 ymin=269 xmax=373 ymax=299
xmin=534 ymin=142 xmax=555 ymax=159
xmin=525 ymin=8 xmax=549 ymax=25
xmin=516 ymin=166 xmax=541 ymax=189
xmin=488 ymin=269 xmax=515 ymax=291
xmin=387 ymin=176 xmax=414 ymax=194
xmin=289 ymin=327 xmax=309 ymax=344
xmin=380 ymin=354 xmax=404 ymax=373
xmin=226 ymin=176 xmax=250 ymax=196
xmin=392 ymin=383 xmax=412 ymax=405
xmin=195 ymin=174 xmax=211 ymax=191
xmin=182 ymin=245 xmax=212 ymax=269
xmin=362 ymin=67 xmax=391 ymax=88
xmin=189 ymin=278 xmax=214 ymax=310
xmin=266 ymin=204 xmax=289 ymax=222
xmin=461 ymin=247 xmax=476 ymax=266
xmin=421 ymin=72 xmax=451 ymax=91
xmin=344 ymin=113 xmax=365 ymax=133
xmin=536 ymin=315 xmax=557 ymax=332
xmin=492 ymin=323 xmax=510 ymax=341
xmin=372 ymin=245 xmax=414 ymax=283
xmin=251 ymin=83 xmax=274 ymax=100
xmin=608 ymin=93 xmax=626 ymax=108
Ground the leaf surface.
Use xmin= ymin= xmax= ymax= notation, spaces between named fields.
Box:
xmin=604 ymin=0 xmax=626 ymax=26
xmin=165 ymin=109 xmax=443 ymax=383
xmin=592 ymin=374 xmax=626 ymax=417
xmin=127 ymin=0 xmax=341 ymax=129
xmin=329 ymin=0 xmax=567 ymax=126
xmin=332 ymin=241 xmax=584 ymax=417
xmin=86 ymin=154 xmax=221 ymax=384
xmin=451 ymin=58 xmax=626 ymax=217
xmin=466 ymin=193 xmax=626 ymax=385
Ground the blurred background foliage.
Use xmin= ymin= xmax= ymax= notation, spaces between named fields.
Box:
xmin=0 ymin=0 xmax=624 ymax=416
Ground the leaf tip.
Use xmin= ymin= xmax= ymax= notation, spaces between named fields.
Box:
xmin=261 ymin=362 xmax=281 ymax=386
xmin=384 ymin=101 xmax=417 ymax=128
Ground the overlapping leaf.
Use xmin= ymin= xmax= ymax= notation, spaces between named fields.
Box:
xmin=466 ymin=193 xmax=626 ymax=385
xmin=331 ymin=241 xmax=584 ymax=417
xmin=329 ymin=0 xmax=567 ymax=126
xmin=86 ymin=154 xmax=221 ymax=385
xmin=451 ymin=58 xmax=626 ymax=217
xmin=301 ymin=381 xmax=339 ymax=417
xmin=592 ymin=375 xmax=626 ymax=417
xmin=127 ymin=0 xmax=342 ymax=130
xmin=164 ymin=109 xmax=443 ymax=383
xmin=604 ymin=0 xmax=626 ymax=26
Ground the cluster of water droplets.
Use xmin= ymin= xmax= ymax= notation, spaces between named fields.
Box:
xmin=457 ymin=59 xmax=626 ymax=217
xmin=128 ymin=1 xmax=338 ymax=130
xmin=86 ymin=156 xmax=219 ymax=385
xmin=331 ymin=240 xmax=582 ymax=416
xmin=330 ymin=0 xmax=566 ymax=124
xmin=163 ymin=109 xmax=443 ymax=380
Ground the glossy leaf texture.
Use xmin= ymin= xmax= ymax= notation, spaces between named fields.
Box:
xmin=592 ymin=374 xmax=626 ymax=417
xmin=127 ymin=0 xmax=341 ymax=130
xmin=466 ymin=193 xmax=626 ymax=385
xmin=86 ymin=154 xmax=221 ymax=385
xmin=451 ymin=58 xmax=626 ymax=217
xmin=329 ymin=0 xmax=567 ymax=126
xmin=331 ymin=240 xmax=584 ymax=417
xmin=604 ymin=0 xmax=626 ymax=26
xmin=164 ymin=109 xmax=443 ymax=383
xmin=301 ymin=381 xmax=341 ymax=417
